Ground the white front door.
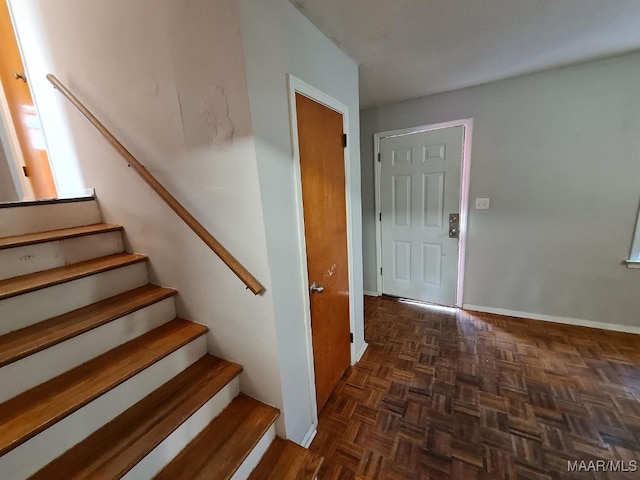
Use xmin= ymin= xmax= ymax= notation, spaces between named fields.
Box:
xmin=379 ymin=126 xmax=464 ymax=306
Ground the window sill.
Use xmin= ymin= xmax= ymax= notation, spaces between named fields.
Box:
xmin=625 ymin=260 xmax=640 ymax=269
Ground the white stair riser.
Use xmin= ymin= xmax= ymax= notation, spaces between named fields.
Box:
xmin=124 ymin=376 xmax=241 ymax=479
xmin=0 ymin=297 xmax=176 ymax=403
xmin=0 ymin=336 xmax=207 ymax=480
xmin=0 ymin=231 xmax=124 ymax=280
xmin=0 ymin=201 xmax=101 ymax=237
xmin=0 ymin=262 xmax=148 ymax=335
xmin=232 ymin=423 xmax=277 ymax=480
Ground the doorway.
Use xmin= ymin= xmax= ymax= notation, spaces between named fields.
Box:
xmin=374 ymin=120 xmax=472 ymax=307
xmin=0 ymin=0 xmax=56 ymax=200
xmin=289 ymin=76 xmax=356 ymax=419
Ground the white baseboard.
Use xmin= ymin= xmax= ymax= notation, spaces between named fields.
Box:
xmin=355 ymin=342 xmax=369 ymax=362
xmin=300 ymin=424 xmax=317 ymax=448
xmin=463 ymin=304 xmax=640 ymax=335
xmin=363 ymin=290 xmax=380 ymax=297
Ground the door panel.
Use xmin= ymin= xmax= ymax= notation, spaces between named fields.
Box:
xmin=392 ymin=175 xmax=411 ymax=227
xmin=421 ymin=243 xmax=442 ymax=286
xmin=380 ymin=126 xmax=463 ymax=306
xmin=422 ymin=172 xmax=444 ymax=228
xmin=0 ymin=0 xmax=56 ymax=200
xmin=295 ymin=93 xmax=350 ymax=413
xmin=393 ymin=241 xmax=411 ymax=282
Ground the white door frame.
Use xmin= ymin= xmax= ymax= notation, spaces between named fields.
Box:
xmin=287 ymin=74 xmax=357 ymax=435
xmin=374 ymin=119 xmax=473 ymax=307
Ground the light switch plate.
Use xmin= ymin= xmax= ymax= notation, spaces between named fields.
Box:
xmin=475 ymin=198 xmax=490 ymax=210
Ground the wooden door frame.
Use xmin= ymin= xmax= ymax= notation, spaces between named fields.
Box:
xmin=373 ymin=119 xmax=473 ymax=307
xmin=287 ymin=74 xmax=356 ymax=441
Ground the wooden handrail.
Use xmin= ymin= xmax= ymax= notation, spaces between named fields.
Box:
xmin=47 ymin=74 xmax=265 ymax=295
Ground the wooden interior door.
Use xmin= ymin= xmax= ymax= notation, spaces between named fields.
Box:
xmin=0 ymin=0 xmax=56 ymax=200
xmin=296 ymin=93 xmax=351 ymax=413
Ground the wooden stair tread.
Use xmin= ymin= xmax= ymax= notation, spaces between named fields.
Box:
xmin=0 ymin=223 xmax=122 ymax=250
xmin=247 ymin=438 xmax=323 ymax=480
xmin=0 ymin=252 xmax=147 ymax=301
xmin=32 ymin=355 xmax=242 ymax=480
xmin=154 ymin=394 xmax=280 ymax=480
xmin=0 ymin=284 xmax=177 ymax=368
xmin=0 ymin=318 xmax=207 ymax=456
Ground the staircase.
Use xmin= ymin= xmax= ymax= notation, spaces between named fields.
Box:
xmin=0 ymin=196 xmax=322 ymax=479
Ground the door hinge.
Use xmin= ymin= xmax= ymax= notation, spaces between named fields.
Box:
xmin=22 ymin=166 xmax=30 ymax=177
xmin=343 ymin=133 xmax=347 ymax=148
xmin=380 ymin=267 xmax=383 ymax=275
xmin=379 ymin=212 xmax=382 ymax=222
xmin=378 ymin=153 xmax=381 ymax=162
xmin=350 ymin=332 xmax=354 ymax=343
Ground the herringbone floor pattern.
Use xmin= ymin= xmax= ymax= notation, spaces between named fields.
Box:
xmin=309 ymin=296 xmax=640 ymax=479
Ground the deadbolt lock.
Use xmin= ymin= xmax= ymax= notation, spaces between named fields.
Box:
xmin=449 ymin=213 xmax=459 ymax=238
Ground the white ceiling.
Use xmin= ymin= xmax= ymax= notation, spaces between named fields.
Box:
xmin=290 ymin=0 xmax=640 ymax=109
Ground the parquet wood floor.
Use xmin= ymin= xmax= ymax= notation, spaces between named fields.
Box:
xmin=309 ymin=296 xmax=640 ymax=479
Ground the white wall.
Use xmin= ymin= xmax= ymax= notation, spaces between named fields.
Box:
xmin=237 ymin=0 xmax=364 ymax=442
xmin=10 ymin=0 xmax=287 ymax=428
xmin=361 ymin=52 xmax=640 ymax=328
